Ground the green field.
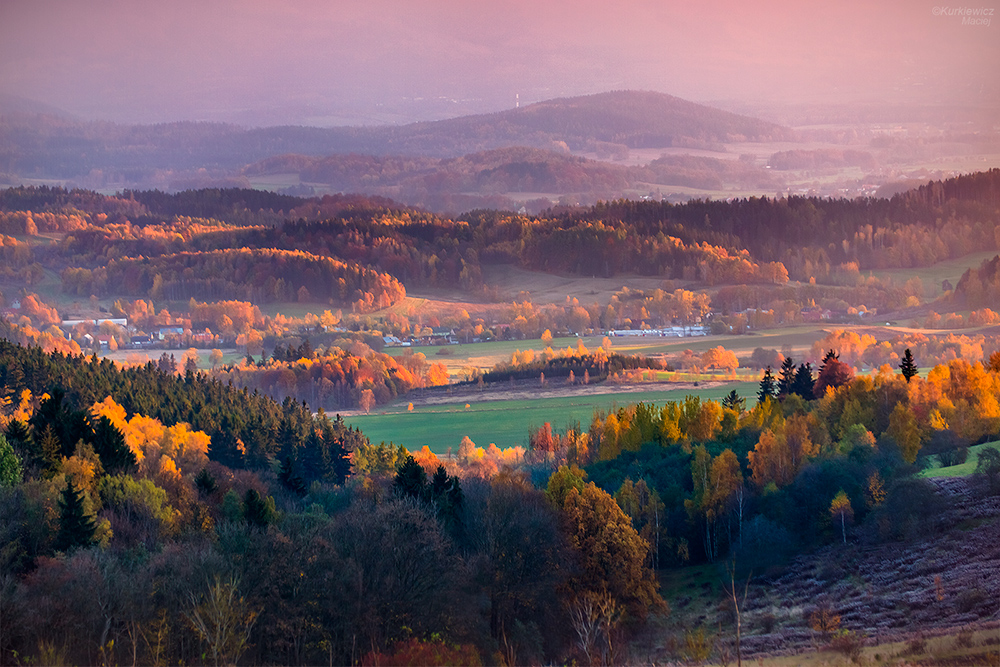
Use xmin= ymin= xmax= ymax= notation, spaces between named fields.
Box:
xmin=382 ymin=327 xmax=830 ymax=380
xmin=919 ymin=440 xmax=1000 ymax=478
xmin=344 ymin=381 xmax=758 ymax=453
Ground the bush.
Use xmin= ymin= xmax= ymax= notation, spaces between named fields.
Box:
xmin=867 ymin=478 xmax=950 ymax=541
xmin=976 ymin=447 xmax=1000 ymax=494
xmin=758 ymin=611 xmax=777 ymax=634
xmin=956 ymin=588 xmax=987 ymax=613
xmin=904 ymin=634 xmax=927 ymax=656
xmin=829 ymin=629 xmax=864 ymax=663
xmin=954 ymin=629 xmax=975 ymax=648
xmin=937 ymin=446 xmax=968 ymax=467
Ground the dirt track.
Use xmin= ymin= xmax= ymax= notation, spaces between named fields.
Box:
xmin=337 ymin=379 xmax=731 ymax=416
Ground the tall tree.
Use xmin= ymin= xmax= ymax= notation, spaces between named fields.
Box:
xmin=54 ymin=478 xmax=96 ymax=551
xmin=721 ymin=389 xmax=745 ymax=414
xmin=829 ymin=490 xmax=853 ymax=544
xmin=0 ymin=433 xmax=22 ymax=487
xmin=394 ymin=455 xmax=428 ymax=499
xmin=757 ymin=367 xmax=776 ymax=405
xmin=777 ymin=357 xmax=796 ymax=396
xmin=791 ymin=363 xmax=815 ymax=400
xmin=562 ymin=482 xmax=664 ymax=623
xmin=91 ymin=415 xmax=136 ymax=474
xmin=887 ymin=403 xmax=922 ymax=464
xmin=899 ymin=348 xmax=918 ymax=383
xmin=813 ymin=356 xmax=854 ymax=398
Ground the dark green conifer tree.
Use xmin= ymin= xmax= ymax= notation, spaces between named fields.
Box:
xmin=55 ymin=479 xmax=96 ymax=551
xmin=721 ymin=389 xmax=745 ymax=413
xmin=791 ymin=363 xmax=815 ymax=400
xmin=777 ymin=357 xmax=796 ymax=396
xmin=91 ymin=415 xmax=136 ymax=474
xmin=757 ymin=367 xmax=776 ymax=405
xmin=36 ymin=424 xmax=62 ymax=477
xmin=394 ymin=455 xmax=427 ymax=500
xmin=900 ymin=348 xmax=918 ymax=383
xmin=243 ymin=489 xmax=275 ymax=527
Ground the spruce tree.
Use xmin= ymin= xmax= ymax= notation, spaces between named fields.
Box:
xmin=899 ymin=348 xmax=918 ymax=383
xmin=721 ymin=389 xmax=745 ymax=413
xmin=91 ymin=415 xmax=136 ymax=474
xmin=757 ymin=366 xmax=776 ymax=405
xmin=791 ymin=363 xmax=815 ymax=400
xmin=37 ymin=423 xmax=62 ymax=477
xmin=394 ymin=455 xmax=427 ymax=500
xmin=243 ymin=489 xmax=275 ymax=527
xmin=55 ymin=478 xmax=96 ymax=551
xmin=777 ymin=357 xmax=796 ymax=396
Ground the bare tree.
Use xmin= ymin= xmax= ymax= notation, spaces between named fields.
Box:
xmin=186 ymin=575 xmax=258 ymax=667
xmin=724 ymin=559 xmax=751 ymax=667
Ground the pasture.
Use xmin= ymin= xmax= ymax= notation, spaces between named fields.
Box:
xmin=344 ymin=380 xmax=759 ymax=453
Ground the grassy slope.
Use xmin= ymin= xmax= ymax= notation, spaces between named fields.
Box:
xmin=920 ymin=440 xmax=1000 ymax=478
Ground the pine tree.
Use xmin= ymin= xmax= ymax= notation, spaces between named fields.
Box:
xmin=721 ymin=389 xmax=745 ymax=413
xmin=37 ymin=423 xmax=62 ymax=476
xmin=791 ymin=363 xmax=815 ymax=400
xmin=394 ymin=455 xmax=427 ymax=500
xmin=5 ymin=419 xmax=33 ymax=468
xmin=777 ymin=357 xmax=796 ymax=396
xmin=899 ymin=348 xmax=918 ymax=383
xmin=91 ymin=415 xmax=136 ymax=474
xmin=243 ymin=489 xmax=275 ymax=527
xmin=55 ymin=478 xmax=96 ymax=551
xmin=757 ymin=367 xmax=776 ymax=405
xmin=818 ymin=349 xmax=839 ymax=375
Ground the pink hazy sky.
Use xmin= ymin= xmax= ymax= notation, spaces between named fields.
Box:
xmin=1 ymin=0 xmax=996 ymax=125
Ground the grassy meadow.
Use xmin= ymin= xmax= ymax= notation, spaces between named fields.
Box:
xmin=345 ymin=380 xmax=759 ymax=453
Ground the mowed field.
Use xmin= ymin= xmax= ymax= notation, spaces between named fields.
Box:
xmin=383 ymin=325 xmax=834 ymax=380
xmin=344 ymin=380 xmax=759 ymax=453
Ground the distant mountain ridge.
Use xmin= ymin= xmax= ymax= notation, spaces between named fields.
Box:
xmin=241 ymin=145 xmax=780 ymax=213
xmin=0 ymin=90 xmax=792 ymax=179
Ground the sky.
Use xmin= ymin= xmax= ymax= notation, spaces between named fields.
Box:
xmin=1 ymin=0 xmax=997 ymax=127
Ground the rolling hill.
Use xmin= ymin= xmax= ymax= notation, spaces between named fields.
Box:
xmin=0 ymin=91 xmax=792 ymax=180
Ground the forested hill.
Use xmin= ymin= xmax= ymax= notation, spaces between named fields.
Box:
xmin=3 ymin=170 xmax=999 ymax=295
xmin=369 ymin=90 xmax=794 ymax=153
xmin=0 ymin=91 xmax=791 ymax=178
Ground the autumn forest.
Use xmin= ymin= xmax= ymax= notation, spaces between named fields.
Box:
xmin=1 ymin=119 xmax=1000 ymax=663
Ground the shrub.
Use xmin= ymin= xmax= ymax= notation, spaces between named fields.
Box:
xmin=904 ymin=634 xmax=927 ymax=655
xmin=758 ymin=611 xmax=777 ymax=634
xmin=829 ymin=629 xmax=864 ymax=663
xmin=682 ymin=627 xmax=712 ymax=665
xmin=937 ymin=446 xmax=968 ymax=468
xmin=956 ymin=588 xmax=987 ymax=614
